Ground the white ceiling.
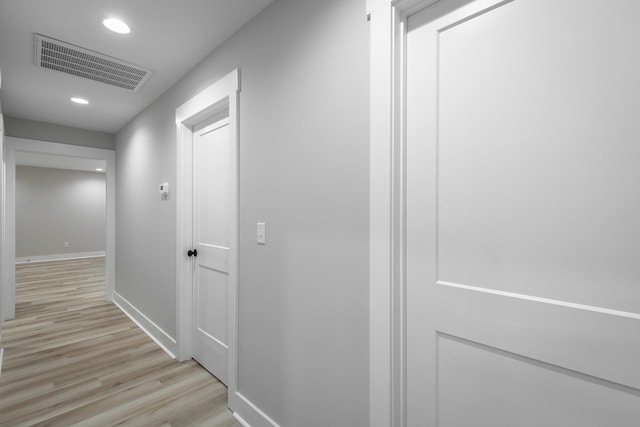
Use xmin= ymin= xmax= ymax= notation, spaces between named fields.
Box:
xmin=0 ymin=0 xmax=273 ymax=133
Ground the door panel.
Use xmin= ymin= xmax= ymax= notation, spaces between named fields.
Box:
xmin=406 ymin=0 xmax=640 ymax=425
xmin=196 ymin=123 xmax=231 ymax=248
xmin=434 ymin=284 xmax=640 ymax=389
xmin=197 ymin=267 xmax=228 ymax=344
xmin=435 ymin=0 xmax=640 ymax=312
xmin=193 ymin=118 xmax=231 ymax=384
xmin=438 ymin=335 xmax=640 ymax=427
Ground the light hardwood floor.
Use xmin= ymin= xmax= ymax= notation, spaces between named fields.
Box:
xmin=0 ymin=257 xmax=241 ymax=427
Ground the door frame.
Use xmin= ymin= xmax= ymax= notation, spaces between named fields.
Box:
xmin=370 ymin=2 xmax=640 ymax=425
xmin=368 ymin=1 xmax=468 ymax=425
xmin=1 ymin=137 xmax=116 ymax=322
xmin=175 ymin=69 xmax=239 ymax=394
xmin=0 ymin=114 xmax=4 ymax=324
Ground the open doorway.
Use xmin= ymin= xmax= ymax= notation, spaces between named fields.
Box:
xmin=15 ymin=160 xmax=106 ymax=263
xmin=1 ymin=137 xmax=115 ymax=322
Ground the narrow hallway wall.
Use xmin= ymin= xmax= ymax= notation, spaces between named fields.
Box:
xmin=16 ymin=166 xmax=106 ymax=260
xmin=116 ymin=0 xmax=369 ymax=425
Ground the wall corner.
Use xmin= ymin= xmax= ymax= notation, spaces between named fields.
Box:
xmin=367 ymin=0 xmax=392 ymax=16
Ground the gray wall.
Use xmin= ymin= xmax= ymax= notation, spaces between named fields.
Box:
xmin=16 ymin=166 xmax=106 ymax=258
xmin=115 ymin=0 xmax=369 ymax=425
xmin=5 ymin=116 xmax=115 ymax=150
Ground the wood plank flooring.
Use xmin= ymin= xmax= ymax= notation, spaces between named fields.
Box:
xmin=0 ymin=257 xmax=241 ymax=427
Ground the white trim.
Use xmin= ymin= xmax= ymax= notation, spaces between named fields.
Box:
xmin=2 ymin=143 xmax=15 ymax=321
xmin=0 ymin=114 xmax=5 ymax=323
xmin=369 ymin=4 xmax=398 ymax=426
xmin=233 ymin=412 xmax=252 ymax=427
xmin=175 ymin=68 xmax=240 ymax=408
xmin=175 ymin=70 xmax=239 ymax=125
xmin=438 ymin=281 xmax=640 ymax=321
xmin=1 ymin=137 xmax=116 ymax=323
xmin=228 ymin=392 xmax=281 ymax=427
xmin=176 ymin=123 xmax=194 ymax=361
xmin=369 ymin=1 xmax=441 ymax=426
xmin=16 ymin=251 xmax=106 ymax=264
xmin=112 ymin=291 xmax=177 ymax=359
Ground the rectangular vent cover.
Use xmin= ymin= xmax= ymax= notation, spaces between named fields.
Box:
xmin=35 ymin=34 xmax=152 ymax=91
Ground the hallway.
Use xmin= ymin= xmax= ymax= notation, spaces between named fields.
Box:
xmin=0 ymin=257 xmax=239 ymax=426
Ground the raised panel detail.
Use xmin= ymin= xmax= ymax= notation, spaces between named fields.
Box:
xmin=438 ymin=334 xmax=640 ymax=427
xmin=197 ymin=123 xmax=231 ymax=248
xmin=197 ymin=266 xmax=229 ymax=345
xmin=434 ymin=283 xmax=640 ymax=390
xmin=435 ymin=0 xmax=640 ymax=313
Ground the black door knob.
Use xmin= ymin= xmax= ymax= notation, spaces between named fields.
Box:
xmin=187 ymin=249 xmax=198 ymax=257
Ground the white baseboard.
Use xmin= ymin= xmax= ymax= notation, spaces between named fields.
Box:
xmin=230 ymin=391 xmax=281 ymax=427
xmin=16 ymin=251 xmax=106 ymax=264
xmin=233 ymin=412 xmax=251 ymax=427
xmin=112 ymin=291 xmax=177 ymax=359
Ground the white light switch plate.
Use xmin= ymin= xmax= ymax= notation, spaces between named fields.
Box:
xmin=257 ymin=222 xmax=266 ymax=245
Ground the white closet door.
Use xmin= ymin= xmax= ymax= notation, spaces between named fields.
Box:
xmin=406 ymin=0 xmax=640 ymax=425
xmin=192 ymin=118 xmax=232 ymax=384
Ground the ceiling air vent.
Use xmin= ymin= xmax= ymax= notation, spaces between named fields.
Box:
xmin=34 ymin=34 xmax=152 ymax=91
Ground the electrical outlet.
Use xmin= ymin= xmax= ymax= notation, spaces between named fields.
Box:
xmin=64 ymin=241 xmax=69 ymax=248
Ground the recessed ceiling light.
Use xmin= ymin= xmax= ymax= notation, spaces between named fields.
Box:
xmin=70 ymin=97 xmax=89 ymax=105
xmin=102 ymin=17 xmax=131 ymax=34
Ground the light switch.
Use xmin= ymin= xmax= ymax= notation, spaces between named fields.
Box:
xmin=257 ymin=222 xmax=266 ymax=245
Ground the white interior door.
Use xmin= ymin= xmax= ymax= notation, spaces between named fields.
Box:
xmin=406 ymin=0 xmax=640 ymax=425
xmin=192 ymin=117 xmax=232 ymax=385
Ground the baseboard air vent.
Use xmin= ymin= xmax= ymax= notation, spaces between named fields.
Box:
xmin=34 ymin=34 xmax=152 ymax=91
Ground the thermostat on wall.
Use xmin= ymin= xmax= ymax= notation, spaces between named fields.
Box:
xmin=159 ymin=182 xmax=169 ymax=200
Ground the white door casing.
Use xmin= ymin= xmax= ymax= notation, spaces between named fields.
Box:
xmin=370 ymin=0 xmax=640 ymax=425
xmin=192 ymin=117 xmax=232 ymax=384
xmin=0 ymin=114 xmax=4 ymax=324
xmin=369 ymin=2 xmax=436 ymax=424
xmin=1 ymin=137 xmax=116 ymax=323
xmin=175 ymin=68 xmax=239 ymax=398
